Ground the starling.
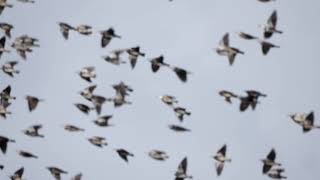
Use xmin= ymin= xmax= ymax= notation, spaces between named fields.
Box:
xmin=219 ymin=90 xmax=238 ymax=104
xmin=93 ymin=115 xmax=113 ymax=127
xmin=168 ymin=124 xmax=191 ymax=132
xmin=115 ymin=148 xmax=134 ymax=163
xmin=58 ymin=22 xmax=75 ymax=40
xmin=174 ymin=157 xmax=193 ymax=180
xmin=213 ymin=144 xmax=231 ymax=176
xmin=79 ymin=85 xmax=96 ymax=101
xmin=0 ymin=85 xmax=15 ymax=102
xmin=102 ymin=49 xmax=126 ymax=65
xmin=262 ymin=10 xmax=283 ymax=39
xmin=237 ymin=32 xmax=258 ymax=40
xmin=267 ymin=168 xmax=287 ymax=179
xmin=88 ymin=136 xmax=108 ymax=147
xmin=301 ymin=111 xmax=320 ymax=133
xmin=0 ymin=22 xmax=13 ymax=38
xmin=148 ymin=150 xmax=169 ymax=161
xmin=0 ymin=135 xmax=15 ymax=154
xmin=46 ymin=167 xmax=68 ymax=180
xmin=23 ymin=124 xmax=44 ymax=138
xmin=0 ymin=101 xmax=11 ymax=118
xmin=63 ymin=124 xmax=85 ymax=132
xmin=261 ymin=148 xmax=281 ymax=174
xmin=75 ymin=25 xmax=92 ymax=35
xmin=174 ymin=107 xmax=191 ymax=122
xmin=112 ymin=81 xmax=133 ymax=98
xmin=78 ymin=66 xmax=96 ymax=82
xmin=74 ymin=103 xmax=94 ymax=115
xmin=18 ymin=150 xmax=38 ymax=159
xmin=10 ymin=167 xmax=24 ymax=180
xmin=171 ymin=66 xmax=191 ymax=82
xmin=149 ymin=55 xmax=170 ymax=73
xmin=258 ymin=40 xmax=280 ymax=55
xmin=2 ymin=61 xmax=19 ymax=77
xmin=126 ymin=46 xmax=145 ymax=69
xmin=106 ymin=96 xmax=132 ymax=108
xmin=160 ymin=95 xmax=178 ymax=106
xmin=26 ymin=95 xmax=43 ymax=112
xmin=216 ymin=33 xmax=244 ymax=66
xmin=100 ymin=27 xmax=121 ymax=48
xmin=91 ymin=95 xmax=106 ymax=115
xmin=0 ymin=0 xmax=13 ymax=15
xmin=0 ymin=36 xmax=10 ymax=58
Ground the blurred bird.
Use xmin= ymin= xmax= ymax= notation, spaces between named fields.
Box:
xmin=149 ymin=55 xmax=170 ymax=73
xmin=246 ymin=90 xmax=267 ymax=98
xmin=0 ymin=22 xmax=13 ymax=38
xmin=160 ymin=95 xmax=178 ymax=106
xmin=2 ymin=61 xmax=19 ymax=77
xmin=91 ymin=95 xmax=106 ymax=115
xmin=213 ymin=144 xmax=231 ymax=176
xmin=258 ymin=0 xmax=276 ymax=2
xmin=174 ymin=106 xmax=191 ymax=122
xmin=74 ymin=103 xmax=94 ymax=115
xmin=106 ymin=95 xmax=132 ymax=108
xmin=0 ymin=165 xmax=3 ymax=170
xmin=58 ymin=22 xmax=75 ymax=40
xmin=168 ymin=124 xmax=191 ymax=132
xmin=0 ymin=36 xmax=10 ymax=58
xmin=26 ymin=95 xmax=43 ymax=112
xmin=0 ymin=85 xmax=15 ymax=102
xmin=10 ymin=167 xmax=24 ymax=180
xmin=46 ymin=167 xmax=68 ymax=180
xmin=88 ymin=136 xmax=108 ymax=147
xmin=0 ymin=0 xmax=13 ymax=15
xmin=79 ymin=85 xmax=96 ymax=101
xmin=78 ymin=66 xmax=96 ymax=82
xmin=261 ymin=10 xmax=282 ymax=39
xmin=126 ymin=46 xmax=145 ymax=69
xmin=267 ymin=168 xmax=287 ymax=179
xmin=300 ymin=111 xmax=320 ymax=133
xmin=100 ymin=27 xmax=121 ymax=48
xmin=63 ymin=124 xmax=85 ymax=132
xmin=219 ymin=90 xmax=238 ymax=104
xmin=239 ymin=90 xmax=266 ymax=112
xmin=71 ymin=173 xmax=82 ymax=180
xmin=23 ymin=124 xmax=44 ymax=138
xmin=0 ymin=135 xmax=15 ymax=154
xmin=261 ymin=148 xmax=281 ymax=174
xmin=115 ymin=148 xmax=134 ymax=163
xmin=0 ymin=101 xmax=11 ymax=118
xmin=171 ymin=66 xmax=191 ymax=82
xmin=75 ymin=25 xmax=92 ymax=35
xmin=237 ymin=32 xmax=258 ymax=40
xmin=18 ymin=150 xmax=38 ymax=159
xmin=216 ymin=33 xmax=244 ymax=66
xmin=14 ymin=35 xmax=39 ymax=47
xmin=112 ymin=81 xmax=133 ymax=98
xmin=148 ymin=150 xmax=169 ymax=161
xmin=93 ymin=115 xmax=113 ymax=127
xmin=102 ymin=49 xmax=126 ymax=65
xmin=17 ymin=0 xmax=35 ymax=3
xmin=175 ymin=157 xmax=193 ymax=180
xmin=258 ymin=40 xmax=280 ymax=55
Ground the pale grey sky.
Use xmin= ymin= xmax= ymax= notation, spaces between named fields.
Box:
xmin=1 ymin=0 xmax=320 ymax=179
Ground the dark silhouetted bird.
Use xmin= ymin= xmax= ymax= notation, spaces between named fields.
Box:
xmin=175 ymin=157 xmax=193 ymax=180
xmin=219 ymin=90 xmax=238 ymax=104
xmin=216 ymin=33 xmax=244 ymax=66
xmin=88 ymin=136 xmax=108 ymax=147
xmin=237 ymin=32 xmax=258 ymax=40
xmin=10 ymin=167 xmax=24 ymax=180
xmin=258 ymin=0 xmax=276 ymax=2
xmin=91 ymin=95 xmax=106 ymax=115
xmin=149 ymin=55 xmax=170 ymax=73
xmin=213 ymin=144 xmax=231 ymax=176
xmin=171 ymin=67 xmax=191 ymax=82
xmin=2 ymin=61 xmax=19 ymax=77
xmin=126 ymin=46 xmax=145 ymax=69
xmin=58 ymin=22 xmax=75 ymax=40
xmin=174 ymin=107 xmax=191 ymax=122
xmin=26 ymin=95 xmax=43 ymax=112
xmin=100 ymin=27 xmax=121 ymax=48
xmin=0 ymin=85 xmax=15 ymax=103
xmin=0 ymin=22 xmax=13 ymax=38
xmin=46 ymin=166 xmax=68 ymax=180
xmin=148 ymin=150 xmax=169 ymax=161
xmin=23 ymin=124 xmax=44 ymax=138
xmin=115 ymin=148 xmax=134 ymax=163
xmin=74 ymin=103 xmax=94 ymax=115
xmin=261 ymin=148 xmax=281 ymax=174
xmin=259 ymin=40 xmax=280 ymax=55
xmin=63 ymin=124 xmax=85 ymax=132
xmin=93 ymin=115 xmax=113 ymax=127
xmin=0 ymin=135 xmax=15 ymax=154
xmin=18 ymin=150 xmax=38 ymax=159
xmin=168 ymin=124 xmax=191 ymax=132
xmin=112 ymin=81 xmax=133 ymax=98
xmin=0 ymin=36 xmax=10 ymax=58
xmin=262 ymin=10 xmax=282 ymax=39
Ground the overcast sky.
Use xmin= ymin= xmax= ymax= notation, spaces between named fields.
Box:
xmin=1 ymin=0 xmax=320 ymax=179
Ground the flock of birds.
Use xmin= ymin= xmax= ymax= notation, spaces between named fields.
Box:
xmin=0 ymin=0 xmax=318 ymax=179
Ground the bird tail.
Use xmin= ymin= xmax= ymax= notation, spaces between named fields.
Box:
xmin=275 ymin=29 xmax=283 ymax=34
